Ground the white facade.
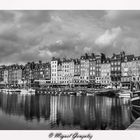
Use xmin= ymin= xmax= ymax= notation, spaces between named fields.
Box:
xmin=4 ymin=70 xmax=8 ymax=84
xmin=57 ymin=63 xmax=62 ymax=84
xmin=121 ymin=58 xmax=140 ymax=82
xmin=100 ymin=63 xmax=111 ymax=85
xmin=61 ymin=60 xmax=74 ymax=85
xmin=95 ymin=77 xmax=101 ymax=84
xmin=68 ymin=60 xmax=74 ymax=85
xmin=51 ymin=59 xmax=58 ymax=84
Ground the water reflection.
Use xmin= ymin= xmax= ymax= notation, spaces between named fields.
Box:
xmin=0 ymin=93 xmax=133 ymax=130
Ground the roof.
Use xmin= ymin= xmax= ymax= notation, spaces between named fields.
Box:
xmin=111 ymin=53 xmax=121 ymax=59
xmin=123 ymin=55 xmax=134 ymax=62
xmin=102 ymin=58 xmax=110 ymax=64
xmin=134 ymin=56 xmax=140 ymax=61
xmin=74 ymin=59 xmax=80 ymax=64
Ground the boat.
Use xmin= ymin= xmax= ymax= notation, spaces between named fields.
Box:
xmin=117 ymin=90 xmax=132 ymax=98
xmin=76 ymin=91 xmax=82 ymax=96
xmin=131 ymin=91 xmax=140 ymax=104
xmin=68 ymin=91 xmax=76 ymax=96
xmin=86 ymin=92 xmax=94 ymax=96
xmin=28 ymin=88 xmax=35 ymax=94
xmin=20 ymin=88 xmax=35 ymax=95
xmin=0 ymin=88 xmax=21 ymax=94
xmin=132 ymin=90 xmax=140 ymax=97
xmin=130 ymin=90 xmax=140 ymax=121
xmin=96 ymin=89 xmax=117 ymax=97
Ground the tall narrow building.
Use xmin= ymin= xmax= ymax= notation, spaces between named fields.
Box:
xmin=121 ymin=55 xmax=134 ymax=88
xmin=89 ymin=53 xmax=96 ymax=87
xmin=110 ymin=52 xmax=125 ymax=87
xmin=95 ymin=55 xmax=101 ymax=86
xmin=74 ymin=59 xmax=81 ymax=86
xmin=80 ymin=53 xmax=90 ymax=85
xmin=51 ymin=57 xmax=59 ymax=84
xmin=100 ymin=58 xmax=111 ymax=86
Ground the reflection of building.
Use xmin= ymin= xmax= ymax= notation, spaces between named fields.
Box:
xmin=50 ymin=96 xmax=58 ymax=124
xmin=121 ymin=99 xmax=131 ymax=127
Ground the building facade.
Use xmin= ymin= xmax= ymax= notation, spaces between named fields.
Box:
xmin=110 ymin=52 xmax=125 ymax=87
xmin=60 ymin=58 xmax=74 ymax=86
xmin=100 ymin=59 xmax=111 ymax=86
xmin=121 ymin=55 xmax=134 ymax=88
xmin=0 ymin=66 xmax=5 ymax=82
xmin=74 ymin=59 xmax=81 ymax=85
xmin=23 ymin=62 xmax=35 ymax=86
xmin=51 ymin=57 xmax=59 ymax=84
xmin=80 ymin=54 xmax=90 ymax=85
xmin=3 ymin=69 xmax=8 ymax=84
xmin=95 ymin=55 xmax=101 ymax=85
xmin=89 ymin=54 xmax=96 ymax=87
xmin=33 ymin=61 xmax=51 ymax=85
xmin=0 ymin=51 xmax=140 ymax=89
xmin=8 ymin=65 xmax=23 ymax=87
xmin=57 ymin=61 xmax=62 ymax=85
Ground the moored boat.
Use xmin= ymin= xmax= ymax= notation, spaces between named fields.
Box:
xmin=87 ymin=92 xmax=94 ymax=96
xmin=130 ymin=90 xmax=140 ymax=120
xmin=20 ymin=88 xmax=35 ymax=95
xmin=0 ymin=88 xmax=21 ymax=94
xmin=117 ymin=90 xmax=132 ymax=98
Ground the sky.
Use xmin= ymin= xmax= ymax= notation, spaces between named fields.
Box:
xmin=0 ymin=10 xmax=140 ymax=64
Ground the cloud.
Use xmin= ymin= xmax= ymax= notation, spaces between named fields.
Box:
xmin=95 ymin=27 xmax=122 ymax=47
xmin=0 ymin=11 xmax=15 ymax=23
xmin=0 ymin=10 xmax=140 ymax=64
xmin=104 ymin=10 xmax=120 ymax=20
xmin=121 ymin=37 xmax=140 ymax=55
xmin=19 ymin=11 xmax=51 ymax=27
xmin=84 ymin=47 xmax=91 ymax=53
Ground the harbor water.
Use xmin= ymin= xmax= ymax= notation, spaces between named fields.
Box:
xmin=0 ymin=92 xmax=135 ymax=130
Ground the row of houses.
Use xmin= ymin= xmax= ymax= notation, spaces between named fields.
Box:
xmin=0 ymin=51 xmax=140 ymax=88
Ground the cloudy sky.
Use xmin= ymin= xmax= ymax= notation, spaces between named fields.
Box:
xmin=0 ymin=10 xmax=140 ymax=64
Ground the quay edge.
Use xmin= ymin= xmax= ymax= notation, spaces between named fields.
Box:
xmin=126 ymin=117 xmax=140 ymax=130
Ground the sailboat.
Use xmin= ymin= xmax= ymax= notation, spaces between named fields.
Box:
xmin=130 ymin=80 xmax=140 ymax=120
